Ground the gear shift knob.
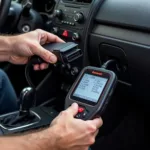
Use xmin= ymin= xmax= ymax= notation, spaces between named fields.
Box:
xmin=19 ymin=87 xmax=36 ymax=115
xmin=0 ymin=87 xmax=38 ymax=129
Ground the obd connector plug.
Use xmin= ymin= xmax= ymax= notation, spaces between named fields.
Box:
xmin=31 ymin=42 xmax=82 ymax=64
xmin=26 ymin=42 xmax=83 ymax=88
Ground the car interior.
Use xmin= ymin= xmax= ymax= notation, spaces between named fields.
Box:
xmin=0 ymin=0 xmax=145 ymax=149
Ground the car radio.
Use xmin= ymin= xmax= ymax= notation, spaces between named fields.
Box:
xmin=52 ymin=0 xmax=93 ymax=35
xmin=65 ymin=66 xmax=117 ymax=120
xmin=54 ymin=7 xmax=85 ymax=29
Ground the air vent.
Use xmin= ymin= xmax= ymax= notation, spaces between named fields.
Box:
xmin=63 ymin=0 xmax=93 ymax=4
xmin=76 ymin=0 xmax=92 ymax=3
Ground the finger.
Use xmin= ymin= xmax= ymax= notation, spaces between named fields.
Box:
xmin=33 ymin=45 xmax=57 ymax=63
xmin=89 ymin=118 xmax=103 ymax=129
xmin=66 ymin=103 xmax=79 ymax=117
xmin=40 ymin=63 xmax=49 ymax=70
xmin=33 ymin=64 xmax=40 ymax=71
xmin=94 ymin=129 xmax=99 ymax=137
xmin=36 ymin=29 xmax=65 ymax=43
xmin=44 ymin=32 xmax=65 ymax=43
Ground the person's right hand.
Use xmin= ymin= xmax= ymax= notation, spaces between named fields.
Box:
xmin=9 ymin=29 xmax=64 ymax=70
xmin=49 ymin=103 xmax=103 ymax=150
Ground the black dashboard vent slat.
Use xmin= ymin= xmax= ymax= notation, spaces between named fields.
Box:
xmin=62 ymin=0 xmax=93 ymax=4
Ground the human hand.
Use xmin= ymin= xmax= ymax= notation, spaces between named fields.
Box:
xmin=9 ymin=29 xmax=64 ymax=70
xmin=49 ymin=103 xmax=103 ymax=150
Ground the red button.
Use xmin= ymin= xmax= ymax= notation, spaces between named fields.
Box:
xmin=78 ymin=107 xmax=84 ymax=113
xmin=62 ymin=30 xmax=68 ymax=37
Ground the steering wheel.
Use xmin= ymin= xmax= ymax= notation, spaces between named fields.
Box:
xmin=0 ymin=0 xmax=11 ymax=30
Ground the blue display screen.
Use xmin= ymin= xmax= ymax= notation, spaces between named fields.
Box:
xmin=73 ymin=73 xmax=108 ymax=103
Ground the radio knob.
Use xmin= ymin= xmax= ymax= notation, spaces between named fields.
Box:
xmin=54 ymin=9 xmax=63 ymax=19
xmin=72 ymin=33 xmax=80 ymax=41
xmin=74 ymin=13 xmax=84 ymax=23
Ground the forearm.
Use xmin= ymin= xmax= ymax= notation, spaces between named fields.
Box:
xmin=0 ymin=128 xmax=55 ymax=150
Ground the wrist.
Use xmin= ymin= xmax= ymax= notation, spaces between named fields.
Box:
xmin=0 ymin=36 xmax=12 ymax=50
xmin=8 ymin=36 xmax=19 ymax=53
xmin=25 ymin=128 xmax=56 ymax=150
xmin=0 ymin=36 xmax=13 ymax=62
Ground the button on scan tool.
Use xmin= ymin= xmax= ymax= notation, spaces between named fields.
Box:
xmin=75 ymin=106 xmax=88 ymax=119
xmin=78 ymin=107 xmax=84 ymax=113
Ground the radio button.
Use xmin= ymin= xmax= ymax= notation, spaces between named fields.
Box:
xmin=71 ymin=23 xmax=75 ymax=26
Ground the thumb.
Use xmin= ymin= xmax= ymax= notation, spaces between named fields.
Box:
xmin=66 ymin=103 xmax=79 ymax=117
xmin=33 ymin=44 xmax=57 ymax=63
xmin=87 ymin=118 xmax=103 ymax=129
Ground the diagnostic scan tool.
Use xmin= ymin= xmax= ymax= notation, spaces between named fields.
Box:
xmin=65 ymin=66 xmax=117 ymax=120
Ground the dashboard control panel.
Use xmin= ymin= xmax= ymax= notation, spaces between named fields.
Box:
xmin=51 ymin=27 xmax=80 ymax=43
xmin=51 ymin=0 xmax=93 ymax=43
xmin=51 ymin=27 xmax=80 ymax=41
xmin=54 ymin=6 xmax=87 ymax=30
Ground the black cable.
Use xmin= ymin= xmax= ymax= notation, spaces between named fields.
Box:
xmin=101 ymin=59 xmax=117 ymax=69
xmin=26 ymin=58 xmax=117 ymax=88
xmin=25 ymin=56 xmax=45 ymax=89
xmin=101 ymin=59 xmax=133 ymax=87
xmin=39 ymin=97 xmax=56 ymax=107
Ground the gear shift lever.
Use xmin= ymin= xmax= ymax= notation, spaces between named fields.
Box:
xmin=19 ymin=87 xmax=36 ymax=115
xmin=0 ymin=87 xmax=39 ymax=129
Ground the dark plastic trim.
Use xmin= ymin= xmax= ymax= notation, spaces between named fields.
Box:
xmin=95 ymin=0 xmax=150 ymax=31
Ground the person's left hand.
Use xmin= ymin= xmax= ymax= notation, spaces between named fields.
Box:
xmin=9 ymin=29 xmax=64 ymax=70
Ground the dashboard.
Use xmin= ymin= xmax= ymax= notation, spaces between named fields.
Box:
xmin=46 ymin=0 xmax=150 ymax=103
xmin=4 ymin=0 xmax=150 ymax=103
